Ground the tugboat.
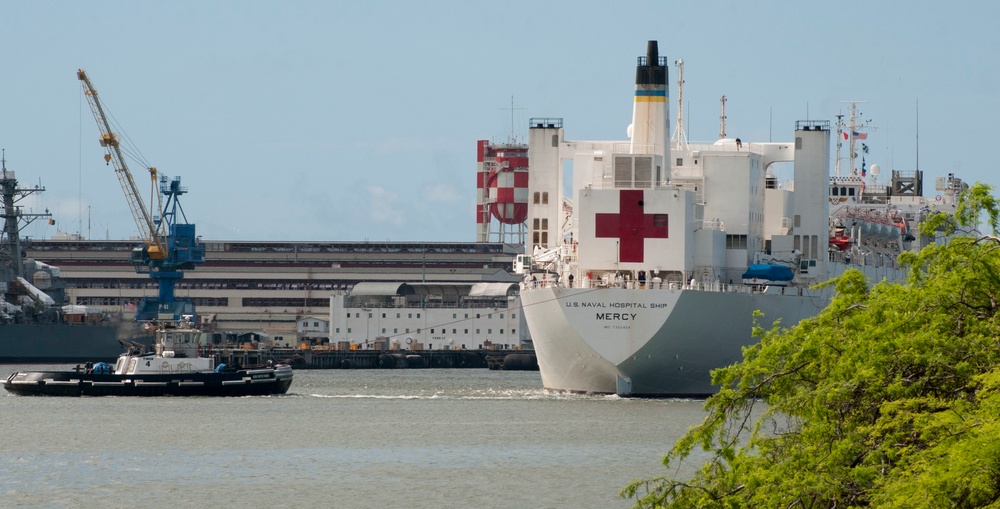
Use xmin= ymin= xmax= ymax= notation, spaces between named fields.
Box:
xmin=4 ymin=319 xmax=293 ymax=396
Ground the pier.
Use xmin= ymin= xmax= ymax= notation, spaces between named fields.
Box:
xmin=210 ymin=346 xmax=537 ymax=371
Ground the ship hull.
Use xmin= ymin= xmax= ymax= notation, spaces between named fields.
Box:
xmin=520 ymin=285 xmax=828 ymax=397
xmin=4 ymin=365 xmax=293 ymax=397
xmin=0 ymin=322 xmax=151 ymax=363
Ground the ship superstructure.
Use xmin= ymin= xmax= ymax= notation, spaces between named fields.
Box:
xmin=514 ymin=41 xmax=956 ymax=396
xmin=0 ymin=154 xmax=140 ymax=363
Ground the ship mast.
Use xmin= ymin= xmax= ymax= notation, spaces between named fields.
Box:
xmin=0 ymin=152 xmax=51 ymax=279
xmin=719 ymin=95 xmax=727 ymax=139
xmin=671 ymin=59 xmax=688 ymax=148
xmin=841 ymin=101 xmax=870 ymax=178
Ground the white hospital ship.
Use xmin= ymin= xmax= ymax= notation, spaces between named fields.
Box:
xmin=515 ymin=41 xmax=963 ymax=396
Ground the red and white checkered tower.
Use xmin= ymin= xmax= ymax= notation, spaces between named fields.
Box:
xmin=476 ymin=140 xmax=528 ymax=243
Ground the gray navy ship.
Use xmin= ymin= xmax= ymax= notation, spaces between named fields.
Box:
xmin=0 ymin=155 xmax=142 ymax=363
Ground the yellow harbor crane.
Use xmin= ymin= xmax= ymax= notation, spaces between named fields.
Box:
xmin=77 ymin=69 xmax=205 ymax=321
xmin=77 ymin=69 xmax=166 ymax=260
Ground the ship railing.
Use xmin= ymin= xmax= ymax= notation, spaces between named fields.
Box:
xmin=684 ymin=141 xmax=766 ymax=153
xmin=610 ymin=142 xmax=657 ymax=154
xmin=696 ymin=219 xmax=725 ymax=231
xmin=523 ymin=276 xmax=808 ymax=296
xmin=828 ymin=248 xmax=900 ymax=270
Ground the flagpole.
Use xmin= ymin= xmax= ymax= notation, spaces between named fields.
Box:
xmin=835 ymin=114 xmax=844 ymax=178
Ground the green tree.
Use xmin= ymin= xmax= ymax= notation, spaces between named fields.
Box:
xmin=624 ymin=183 xmax=1000 ymax=508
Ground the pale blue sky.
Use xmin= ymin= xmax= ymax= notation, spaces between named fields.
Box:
xmin=1 ymin=1 xmax=997 ymax=242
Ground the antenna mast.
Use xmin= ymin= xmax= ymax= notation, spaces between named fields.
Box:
xmin=671 ymin=59 xmax=688 ymax=148
xmin=499 ymin=96 xmax=525 ymax=144
xmin=719 ymin=95 xmax=727 ymax=139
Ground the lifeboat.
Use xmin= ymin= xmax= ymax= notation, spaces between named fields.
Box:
xmin=829 ymin=234 xmax=853 ymax=250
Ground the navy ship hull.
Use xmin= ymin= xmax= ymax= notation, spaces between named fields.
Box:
xmin=0 ymin=323 xmax=151 ymax=363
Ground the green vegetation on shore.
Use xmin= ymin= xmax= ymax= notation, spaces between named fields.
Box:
xmin=625 ymin=183 xmax=1000 ymax=508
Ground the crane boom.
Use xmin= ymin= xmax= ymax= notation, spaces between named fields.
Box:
xmin=77 ymin=69 xmax=166 ymax=260
xmin=76 ymin=68 xmax=205 ymax=322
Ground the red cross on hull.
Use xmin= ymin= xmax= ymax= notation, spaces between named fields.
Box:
xmin=595 ymin=189 xmax=668 ymax=263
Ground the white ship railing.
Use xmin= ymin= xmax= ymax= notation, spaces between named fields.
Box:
xmin=521 ymin=278 xmax=811 ymax=297
xmin=684 ymin=142 xmax=766 ymax=153
xmin=696 ymin=219 xmax=725 ymax=231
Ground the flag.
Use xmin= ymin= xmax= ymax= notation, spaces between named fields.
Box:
xmin=852 ymin=131 xmax=868 ymax=140
xmin=843 ymin=132 xmax=848 ymax=140
xmin=861 ymin=156 xmax=866 ymax=177
xmin=862 ymin=143 xmax=869 ymax=154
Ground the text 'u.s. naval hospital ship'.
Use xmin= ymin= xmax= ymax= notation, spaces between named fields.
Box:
xmin=514 ymin=40 xmax=964 ymax=397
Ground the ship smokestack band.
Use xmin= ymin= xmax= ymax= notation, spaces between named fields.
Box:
xmin=630 ymin=40 xmax=670 ymax=160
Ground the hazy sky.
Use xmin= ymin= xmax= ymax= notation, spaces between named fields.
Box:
xmin=2 ymin=1 xmax=997 ymax=243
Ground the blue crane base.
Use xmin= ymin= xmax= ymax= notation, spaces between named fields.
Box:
xmin=135 ymin=298 xmax=196 ymax=322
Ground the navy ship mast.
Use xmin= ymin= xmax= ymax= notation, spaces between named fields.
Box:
xmin=0 ymin=151 xmax=53 ymax=281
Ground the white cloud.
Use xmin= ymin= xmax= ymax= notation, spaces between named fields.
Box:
xmin=366 ymin=185 xmax=404 ymax=227
xmin=423 ymin=182 xmax=461 ymax=204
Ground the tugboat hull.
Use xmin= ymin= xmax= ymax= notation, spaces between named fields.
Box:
xmin=4 ymin=366 xmax=293 ymax=397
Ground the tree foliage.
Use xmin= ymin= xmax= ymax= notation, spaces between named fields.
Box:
xmin=624 ymin=183 xmax=1000 ymax=508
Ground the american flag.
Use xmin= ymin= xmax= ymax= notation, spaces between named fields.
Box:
xmin=852 ymin=131 xmax=868 ymax=140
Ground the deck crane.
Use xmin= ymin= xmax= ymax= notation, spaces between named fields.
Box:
xmin=77 ymin=69 xmax=205 ymax=322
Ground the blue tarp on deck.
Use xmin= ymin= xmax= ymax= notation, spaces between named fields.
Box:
xmin=741 ymin=264 xmax=794 ymax=281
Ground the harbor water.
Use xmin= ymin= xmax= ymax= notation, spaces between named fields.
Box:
xmin=1 ymin=366 xmax=708 ymax=508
